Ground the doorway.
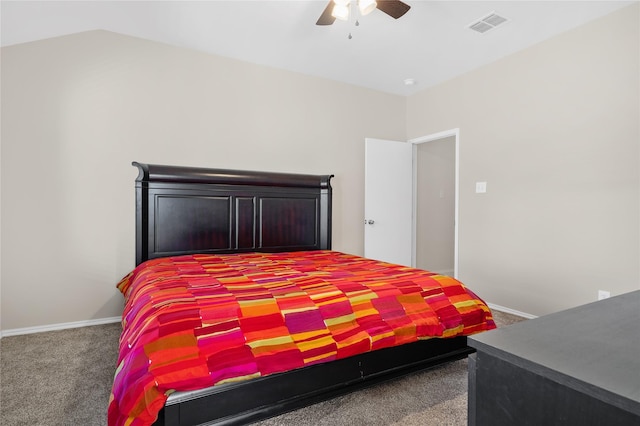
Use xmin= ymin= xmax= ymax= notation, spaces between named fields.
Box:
xmin=363 ymin=130 xmax=459 ymax=276
xmin=410 ymin=129 xmax=459 ymax=277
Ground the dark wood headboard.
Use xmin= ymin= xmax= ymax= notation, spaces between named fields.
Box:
xmin=133 ymin=162 xmax=333 ymax=265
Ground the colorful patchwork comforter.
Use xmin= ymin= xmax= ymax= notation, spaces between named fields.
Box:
xmin=108 ymin=250 xmax=495 ymax=426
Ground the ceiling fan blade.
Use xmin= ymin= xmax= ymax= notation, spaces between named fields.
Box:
xmin=316 ymin=1 xmax=336 ymax=25
xmin=376 ymin=0 xmax=411 ymax=19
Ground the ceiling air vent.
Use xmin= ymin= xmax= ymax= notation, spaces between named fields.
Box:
xmin=469 ymin=12 xmax=508 ymax=34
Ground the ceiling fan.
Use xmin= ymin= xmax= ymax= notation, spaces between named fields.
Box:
xmin=316 ymin=0 xmax=411 ymax=26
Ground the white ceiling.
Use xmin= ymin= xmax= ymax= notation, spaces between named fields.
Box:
xmin=1 ymin=1 xmax=634 ymax=95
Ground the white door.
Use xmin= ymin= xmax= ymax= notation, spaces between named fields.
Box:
xmin=364 ymin=138 xmax=413 ymax=266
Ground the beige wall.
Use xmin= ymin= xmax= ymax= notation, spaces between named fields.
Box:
xmin=0 ymin=30 xmax=406 ymax=330
xmin=407 ymin=4 xmax=640 ymax=316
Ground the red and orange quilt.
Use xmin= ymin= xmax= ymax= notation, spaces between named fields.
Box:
xmin=108 ymin=250 xmax=495 ymax=426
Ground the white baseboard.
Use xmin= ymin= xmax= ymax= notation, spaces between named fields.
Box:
xmin=488 ymin=302 xmax=537 ymax=319
xmin=1 ymin=316 xmax=121 ymax=338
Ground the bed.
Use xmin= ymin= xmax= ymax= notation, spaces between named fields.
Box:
xmin=108 ymin=162 xmax=496 ymax=426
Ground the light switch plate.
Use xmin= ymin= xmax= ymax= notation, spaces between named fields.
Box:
xmin=476 ymin=181 xmax=487 ymax=193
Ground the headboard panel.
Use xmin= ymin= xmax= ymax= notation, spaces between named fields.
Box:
xmin=133 ymin=162 xmax=333 ymax=265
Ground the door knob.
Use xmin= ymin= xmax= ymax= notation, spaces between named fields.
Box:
xmin=367 ymin=220 xmax=375 ymax=225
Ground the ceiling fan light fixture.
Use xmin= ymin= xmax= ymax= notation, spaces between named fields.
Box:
xmin=316 ymin=0 xmax=410 ymax=26
xmin=332 ymin=3 xmax=350 ymax=21
xmin=359 ymin=0 xmax=377 ymax=16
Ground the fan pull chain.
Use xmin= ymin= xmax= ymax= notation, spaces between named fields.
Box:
xmin=348 ymin=10 xmax=359 ymax=39
xmin=348 ymin=1 xmax=356 ymax=39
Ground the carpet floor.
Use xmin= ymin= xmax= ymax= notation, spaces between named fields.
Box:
xmin=0 ymin=311 xmax=524 ymax=425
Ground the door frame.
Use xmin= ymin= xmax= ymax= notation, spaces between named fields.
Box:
xmin=408 ymin=128 xmax=460 ymax=278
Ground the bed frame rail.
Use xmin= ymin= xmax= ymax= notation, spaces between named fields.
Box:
xmin=157 ymin=337 xmax=471 ymax=426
